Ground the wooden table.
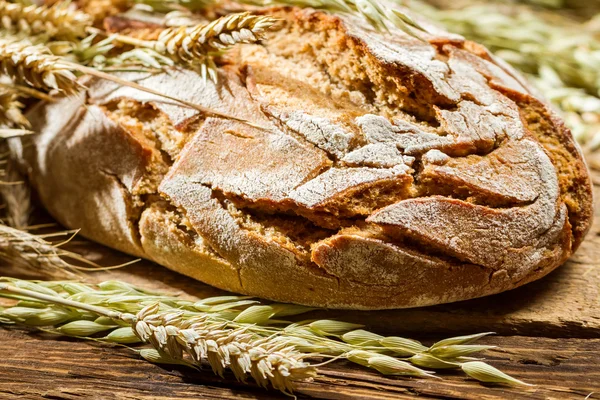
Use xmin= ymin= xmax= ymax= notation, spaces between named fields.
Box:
xmin=1 ymin=152 xmax=600 ymax=399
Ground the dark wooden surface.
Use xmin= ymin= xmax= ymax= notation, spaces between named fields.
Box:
xmin=0 ymin=329 xmax=598 ymax=399
xmin=1 ymin=152 xmax=599 ymax=399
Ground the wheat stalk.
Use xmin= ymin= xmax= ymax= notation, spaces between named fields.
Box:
xmin=0 ymin=0 xmax=93 ymax=41
xmin=0 ymin=226 xmax=97 ymax=279
xmin=0 ymin=278 xmax=531 ymax=390
xmin=0 ymin=155 xmax=31 ymax=230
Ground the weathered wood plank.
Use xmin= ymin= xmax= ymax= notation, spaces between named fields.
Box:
xmin=0 ymin=328 xmax=598 ymax=399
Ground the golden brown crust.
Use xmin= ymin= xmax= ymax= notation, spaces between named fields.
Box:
xmin=15 ymin=7 xmax=593 ymax=309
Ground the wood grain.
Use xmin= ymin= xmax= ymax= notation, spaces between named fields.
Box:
xmin=0 ymin=329 xmax=598 ymax=399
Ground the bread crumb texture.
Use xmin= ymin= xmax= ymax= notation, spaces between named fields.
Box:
xmin=20 ymin=7 xmax=593 ymax=309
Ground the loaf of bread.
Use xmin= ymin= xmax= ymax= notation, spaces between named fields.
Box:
xmin=13 ymin=6 xmax=593 ymax=309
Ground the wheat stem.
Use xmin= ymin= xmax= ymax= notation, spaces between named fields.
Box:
xmin=0 ymin=128 xmax=33 ymax=138
xmin=69 ymin=62 xmax=260 ymax=126
xmin=0 ymin=283 xmax=131 ymax=320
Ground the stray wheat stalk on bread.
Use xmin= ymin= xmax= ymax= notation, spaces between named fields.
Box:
xmin=0 ymin=36 xmax=259 ymax=127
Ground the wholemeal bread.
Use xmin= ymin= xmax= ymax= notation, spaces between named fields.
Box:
xmin=13 ymin=6 xmax=593 ymax=309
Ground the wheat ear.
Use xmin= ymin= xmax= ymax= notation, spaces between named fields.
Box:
xmin=0 ymin=37 xmax=262 ymax=127
xmin=0 ymin=38 xmax=80 ymax=95
xmin=104 ymin=12 xmax=278 ymax=83
xmin=133 ymin=303 xmax=316 ymax=392
xmin=156 ymin=12 xmax=277 ymax=57
xmin=0 ymin=284 xmax=317 ymax=393
xmin=0 ymin=0 xmax=93 ymax=41
xmin=0 ymin=88 xmax=28 ymax=128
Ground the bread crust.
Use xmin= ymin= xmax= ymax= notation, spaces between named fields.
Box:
xmin=15 ymin=7 xmax=593 ymax=309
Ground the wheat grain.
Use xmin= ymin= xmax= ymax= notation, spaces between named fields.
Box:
xmin=0 ymin=38 xmax=80 ymax=94
xmin=131 ymin=303 xmax=316 ymax=392
xmin=0 ymin=88 xmax=28 ymax=128
xmin=102 ymin=12 xmax=277 ymax=82
xmin=155 ymin=12 xmax=277 ymax=58
xmin=0 ymin=0 xmax=93 ymax=41
xmin=78 ymin=0 xmax=130 ymax=23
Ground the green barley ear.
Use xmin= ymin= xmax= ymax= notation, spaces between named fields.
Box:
xmin=0 ymin=278 xmax=529 ymax=393
xmin=379 ymin=336 xmax=429 ymax=355
xmin=462 ymin=361 xmax=534 ymax=386
xmin=58 ymin=320 xmax=118 ymax=336
xmin=430 ymin=332 xmax=495 ymax=349
xmin=308 ymin=320 xmax=364 ymax=335
xmin=429 ymin=344 xmax=496 ymax=359
xmin=410 ymin=353 xmax=461 ymax=369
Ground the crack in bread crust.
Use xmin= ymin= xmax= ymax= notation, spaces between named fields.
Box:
xmin=17 ymin=6 xmax=593 ymax=309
